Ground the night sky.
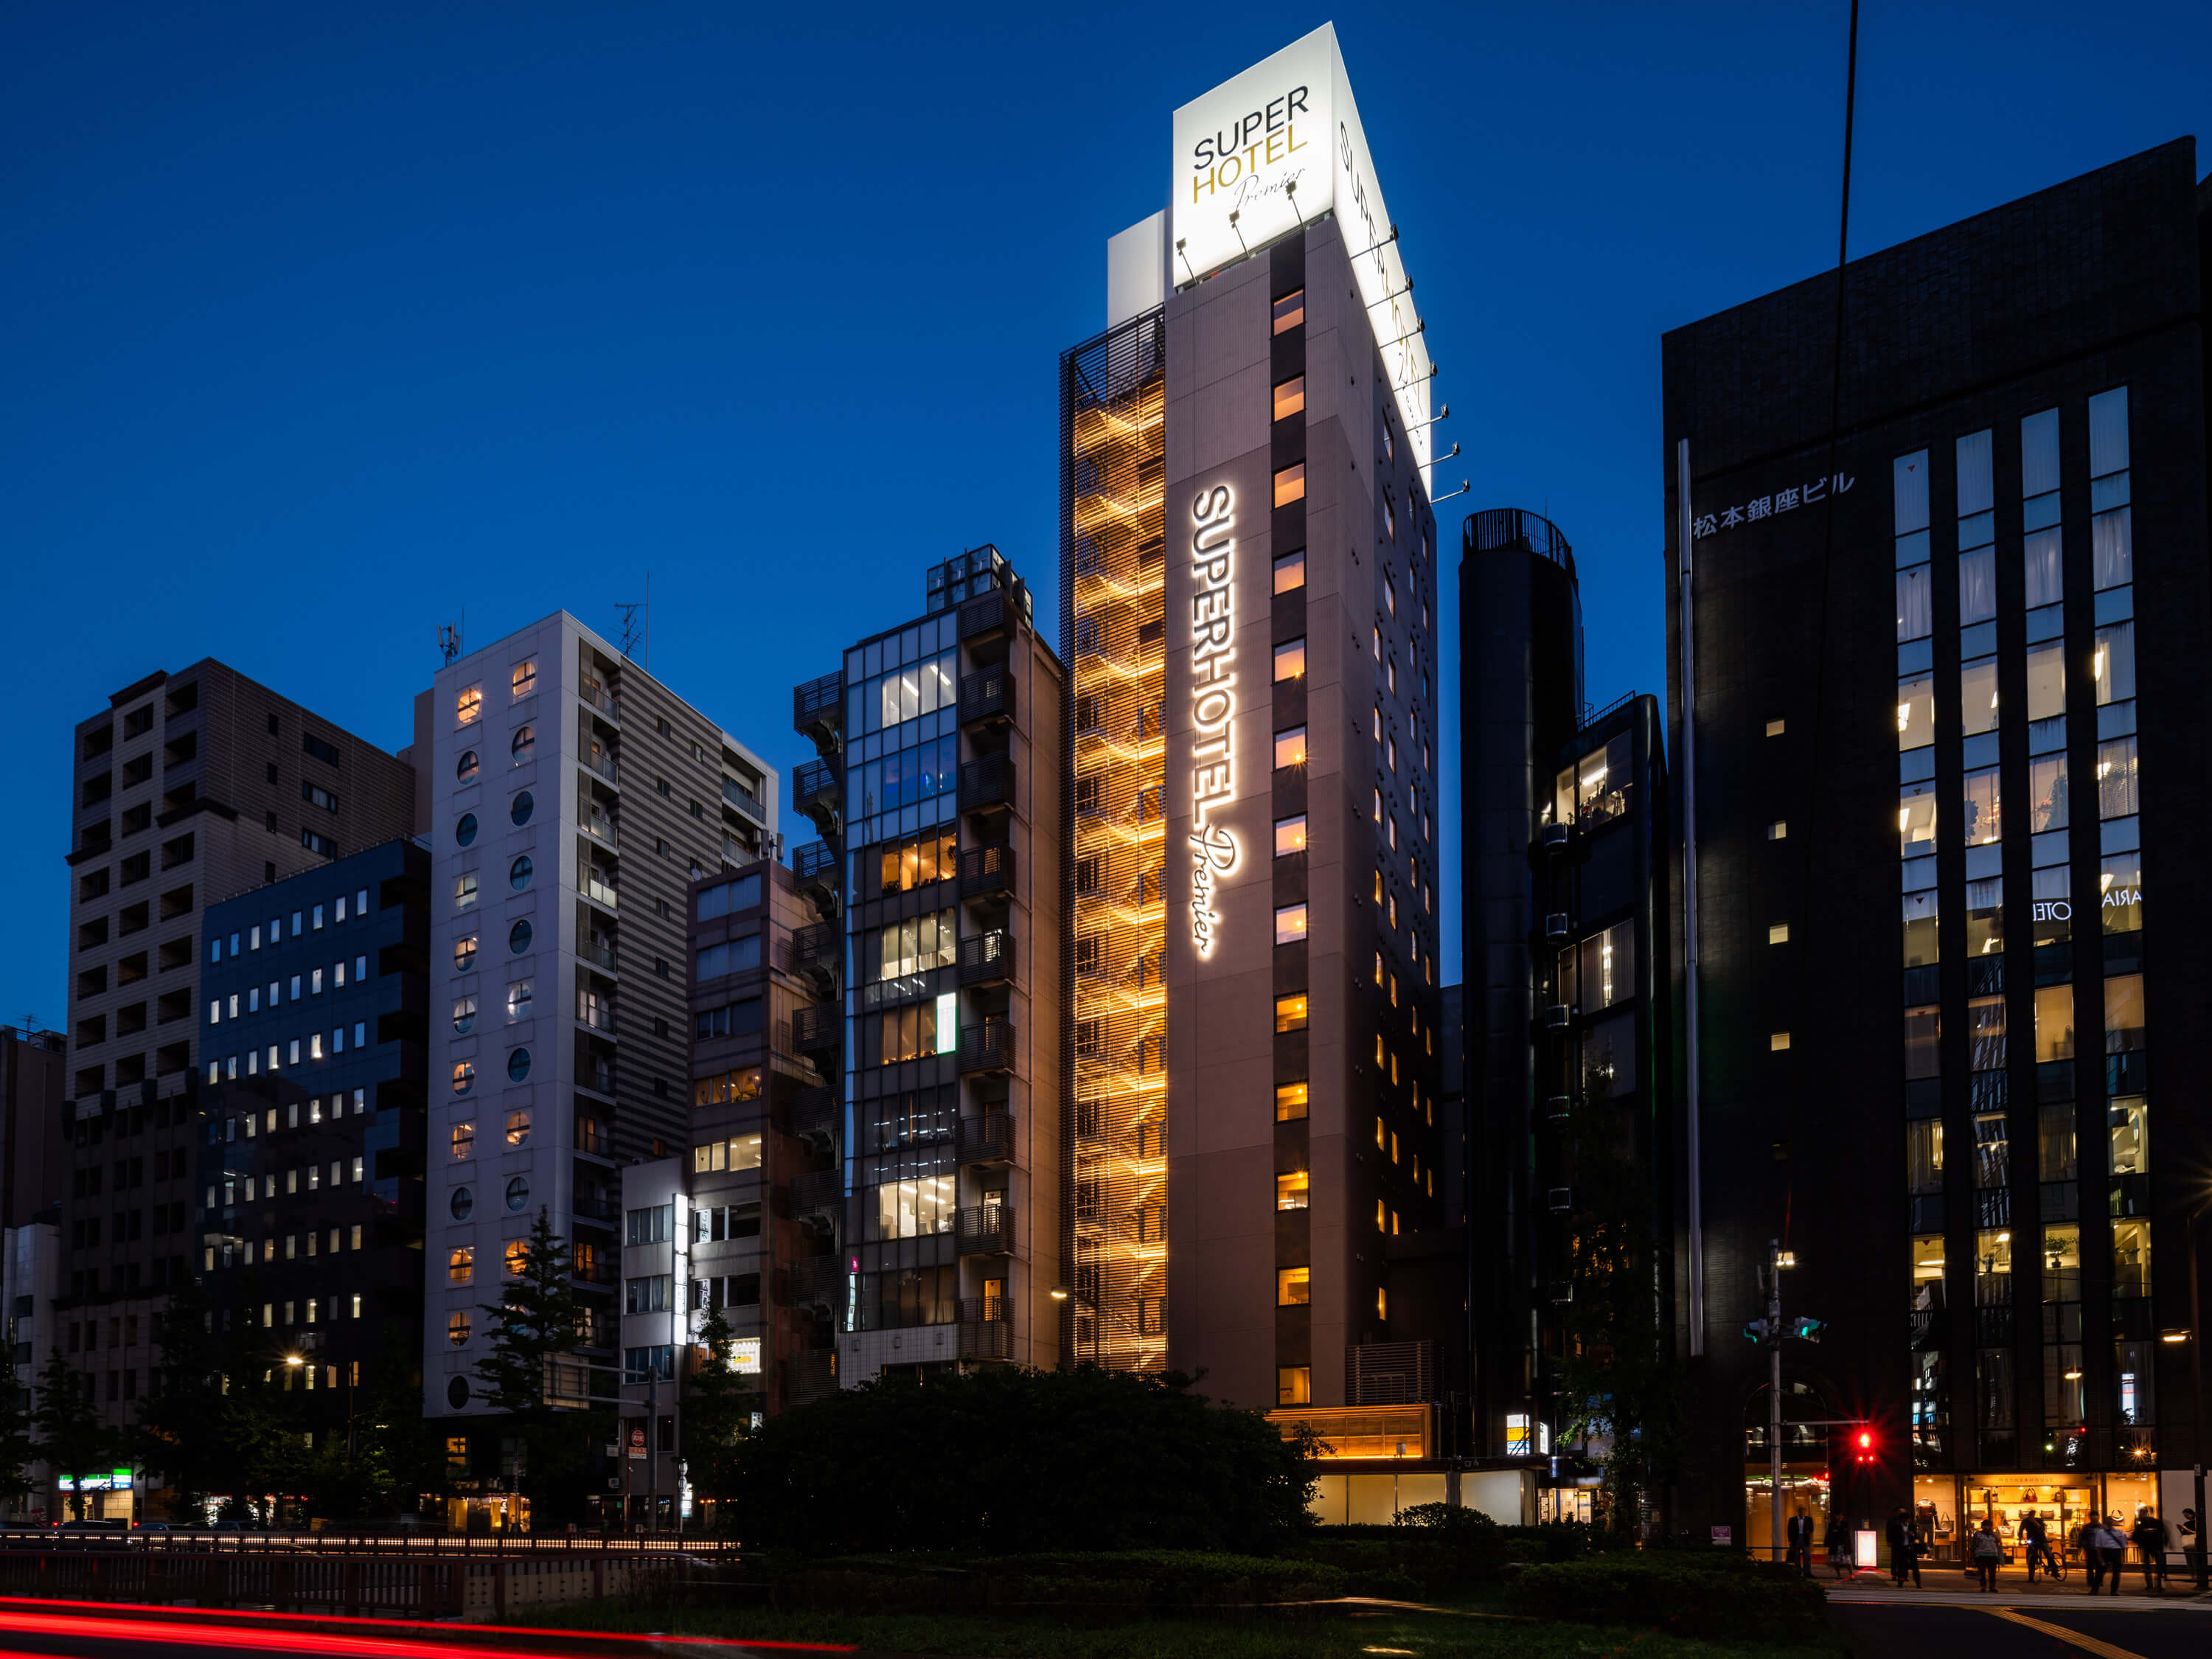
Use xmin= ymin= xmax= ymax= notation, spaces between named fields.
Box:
xmin=7 ymin=1 xmax=2208 ymax=1029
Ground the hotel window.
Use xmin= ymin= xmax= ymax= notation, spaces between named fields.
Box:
xmin=2100 ymin=851 xmax=2140 ymax=933
xmin=1275 ymin=994 xmax=1308 ymax=1032
xmin=1902 ymin=1006 xmax=1938 ymax=1078
xmin=456 ymin=684 xmax=481 ymax=726
xmin=1273 ymin=549 xmax=1306 ymax=593
xmin=1893 ymin=450 xmax=1930 ymax=639
xmin=510 ymin=658 xmax=535 ymax=700
xmin=2104 ymin=973 xmax=2145 ymax=1057
xmin=2107 ymin=1095 xmax=2149 ymax=1177
xmin=2096 ymin=737 xmax=2138 ymax=819
xmin=2023 ymin=639 xmax=2063 ymax=725
xmin=1274 ymin=1082 xmax=1310 ymax=1121
xmin=1273 ymin=638 xmax=1306 ymax=681
xmin=1897 ymin=673 xmax=1933 ymax=751
xmin=1277 ymin=1366 xmax=1312 ymax=1405
xmin=2111 ymin=1220 xmax=2152 ymax=1301
xmin=451 ymin=1121 xmax=474 ymax=1158
xmin=1273 ymin=376 xmax=1305 ymax=421
xmin=1271 ymin=288 xmax=1305 ymax=333
xmin=1902 ymin=891 xmax=1938 ymax=968
xmin=2033 ymin=984 xmax=2075 ymax=1062
xmin=1273 ymin=726 xmax=1307 ymax=768
xmin=1276 ymin=1267 xmax=1310 ymax=1307
xmin=447 ymin=1248 xmax=473 ymax=1285
xmin=1273 ymin=463 xmax=1306 ymax=507
xmin=453 ymin=872 xmax=478 ymax=912
xmin=1967 ymin=994 xmax=2006 ymax=1071
xmin=1276 ymin=1171 xmax=1310 ymax=1211
xmin=1273 ymin=815 xmax=1307 ymax=857
xmin=1907 ymin=1119 xmax=1943 ymax=1195
xmin=1899 ymin=782 xmax=1936 ymax=857
xmin=1769 ymin=923 xmax=1790 ymax=945
xmin=2093 ymin=620 xmax=2135 ymax=706
xmin=1961 ymin=657 xmax=1999 ymax=736
xmin=2021 ymin=408 xmax=2063 ymax=612
xmin=1273 ymin=904 xmax=1307 ymax=945
xmin=1961 ymin=768 xmax=2000 ymax=847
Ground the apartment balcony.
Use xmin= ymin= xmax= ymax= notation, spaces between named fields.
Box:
xmin=577 ymin=1063 xmax=616 ymax=1102
xmin=581 ymin=869 xmax=619 ymax=911
xmin=580 ymin=936 xmax=618 ymax=975
xmin=571 ymin=1258 xmax=618 ymax=1290
xmin=959 ymin=843 xmax=1013 ymax=905
xmin=789 ymin=1348 xmax=839 ymax=1401
xmin=582 ymin=751 xmax=621 ymax=788
xmin=723 ymin=775 xmax=768 ymax=824
xmin=793 ymin=757 xmax=841 ymax=838
xmin=579 ymin=810 xmax=620 ymax=849
xmin=793 ymin=839 xmax=840 ymax=919
xmin=959 ymin=754 xmax=1013 ymax=818
xmin=958 ymin=930 xmax=1012 ymax=989
xmin=786 ymin=1255 xmax=845 ymax=1310
xmin=791 ymin=1086 xmax=839 ymax=1148
xmin=788 ymin=1168 xmax=843 ymax=1223
xmin=959 ymin=1018 xmax=1015 ymax=1076
xmin=959 ymin=666 xmax=1013 ymax=731
xmin=959 ymin=589 xmax=1012 ymax=648
xmin=956 ymin=1113 xmax=1012 ymax=1166
xmin=793 ymin=671 xmax=842 ymax=755
xmin=959 ymin=1298 xmax=1011 ymax=1361
xmin=790 ymin=1003 xmax=841 ymax=1062
xmin=579 ymin=681 xmax=622 ymax=724
xmin=792 ymin=920 xmax=840 ymax=997
xmin=577 ymin=994 xmax=617 ymax=1036
xmin=956 ymin=1205 xmax=1013 ymax=1256
xmin=571 ymin=1192 xmax=620 ymax=1227
xmin=574 ymin=1123 xmax=614 ymax=1159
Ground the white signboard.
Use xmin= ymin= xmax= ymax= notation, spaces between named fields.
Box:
xmin=1171 ymin=24 xmax=1433 ymax=480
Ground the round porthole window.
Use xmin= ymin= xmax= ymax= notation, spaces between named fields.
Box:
xmin=510 ymin=790 xmax=534 ymax=827
xmin=448 ymin=1311 xmax=471 ymax=1348
xmin=505 ymin=1175 xmax=530 ymax=1213
xmin=451 ymin=1185 xmax=474 ymax=1221
xmin=510 ymin=855 xmax=534 ymax=891
xmin=509 ymin=919 xmax=532 ymax=954
xmin=452 ymin=995 xmax=477 ymax=1034
xmin=511 ymin=725 xmax=535 ymax=760
xmin=506 ymin=1109 xmax=532 ymax=1146
xmin=446 ymin=1376 xmax=470 ymax=1410
xmin=453 ymin=934 xmax=478 ymax=972
xmin=507 ymin=1048 xmax=531 ymax=1084
xmin=504 ymin=1240 xmax=529 ymax=1276
xmin=455 ymin=813 xmax=478 ymax=848
xmin=452 ymin=1061 xmax=476 ymax=1096
xmin=456 ymin=750 xmax=479 ymax=784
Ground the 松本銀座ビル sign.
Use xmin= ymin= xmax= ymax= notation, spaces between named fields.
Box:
xmin=1189 ymin=484 xmax=1239 ymax=958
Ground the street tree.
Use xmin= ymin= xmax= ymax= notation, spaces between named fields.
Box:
xmin=32 ymin=1350 xmax=108 ymax=1521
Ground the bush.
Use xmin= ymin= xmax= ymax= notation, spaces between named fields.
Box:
xmin=727 ymin=1368 xmax=1315 ymax=1554
xmin=751 ymin=1549 xmax=1347 ymax=1613
xmin=1505 ymin=1554 xmax=1827 ymax=1641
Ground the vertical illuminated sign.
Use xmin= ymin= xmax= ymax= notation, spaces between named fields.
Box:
xmin=1189 ymin=485 xmax=1239 ymax=956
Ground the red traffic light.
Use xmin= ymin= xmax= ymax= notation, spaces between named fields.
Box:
xmin=1853 ymin=1429 xmax=1875 ymax=1465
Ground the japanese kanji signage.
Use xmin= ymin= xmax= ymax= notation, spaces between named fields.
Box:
xmin=1692 ymin=473 xmax=1855 ymax=540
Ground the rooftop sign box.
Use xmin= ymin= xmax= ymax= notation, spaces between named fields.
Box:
xmin=1170 ymin=23 xmax=1432 ymax=479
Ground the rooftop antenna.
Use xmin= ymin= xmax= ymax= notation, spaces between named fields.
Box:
xmin=616 ymin=574 xmax=650 ymax=667
xmin=438 ymin=611 xmax=465 ymax=667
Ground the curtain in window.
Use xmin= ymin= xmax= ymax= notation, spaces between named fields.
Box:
xmin=2093 ymin=621 xmax=2135 ymax=705
xmin=1957 ymin=548 xmax=1997 ymax=625
xmin=1896 ymin=565 xmax=1933 ymax=641
xmin=2096 ymin=737 xmax=2140 ymax=818
xmin=2023 ymin=529 xmax=2064 ymax=607
xmin=2092 ymin=508 xmax=2132 ymax=589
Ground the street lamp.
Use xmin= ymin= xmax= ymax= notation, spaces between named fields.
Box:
xmin=2186 ymin=1199 xmax=2208 ymax=1590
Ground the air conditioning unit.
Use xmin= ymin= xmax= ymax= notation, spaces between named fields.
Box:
xmin=1544 ymin=912 xmax=1571 ymax=940
xmin=1543 ymin=1004 xmax=1573 ymax=1030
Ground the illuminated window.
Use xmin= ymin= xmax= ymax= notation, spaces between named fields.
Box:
xmin=1276 ymin=1171 xmax=1310 ymax=1211
xmin=1275 ymin=1082 xmax=1310 ymax=1121
xmin=452 ymin=1061 xmax=475 ymax=1096
xmin=1766 ymin=718 xmax=1786 ymax=737
xmin=1273 ymin=549 xmax=1306 ymax=593
xmin=1769 ymin=923 xmax=1790 ymax=945
xmin=1273 ymin=637 xmax=1306 ymax=681
xmin=506 ymin=1110 xmax=532 ymax=1146
xmin=1768 ymin=821 xmax=1787 ymax=841
xmin=447 ymin=1311 xmax=471 ymax=1347
xmin=1770 ymin=1032 xmax=1791 ymax=1051
xmin=1375 ymin=1116 xmax=1386 ymax=1150
xmin=1273 ymin=375 xmax=1306 ymax=421
xmin=1276 ymin=1267 xmax=1310 ymax=1306
xmin=1377 ymin=1287 xmax=1388 ymax=1318
xmin=1374 ymin=951 xmax=1384 ymax=987
xmin=456 ymin=684 xmax=481 ymax=726
xmin=1391 ymin=1132 xmax=1400 ymax=1164
xmin=452 ymin=995 xmax=477 ymax=1033
xmin=1274 ymin=903 xmax=1307 ymax=945
xmin=1273 ymin=463 xmax=1306 ymax=507
xmin=1277 ymin=1366 xmax=1312 ymax=1405
xmin=447 ymin=1247 xmax=473 ymax=1284
xmin=1272 ymin=815 xmax=1307 ymax=858
xmin=453 ymin=934 xmax=477 ymax=971
xmin=453 ymin=872 xmax=478 ymax=912
xmin=504 ymin=1240 xmax=529 ymax=1276
xmin=451 ymin=1121 xmax=474 ymax=1159
xmin=1374 ymin=1200 xmax=1386 ymax=1233
xmin=1273 ymin=726 xmax=1307 ymax=768
xmin=1271 ymin=288 xmax=1305 ymax=333
xmin=1375 ymin=1033 xmax=1385 ymax=1066
xmin=510 ymin=658 xmax=536 ymax=700
xmin=510 ymin=724 xmax=535 ymax=760
xmin=1275 ymin=994 xmax=1308 ymax=1032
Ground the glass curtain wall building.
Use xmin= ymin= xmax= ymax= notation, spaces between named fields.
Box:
xmin=1664 ymin=139 xmax=2211 ymax=1554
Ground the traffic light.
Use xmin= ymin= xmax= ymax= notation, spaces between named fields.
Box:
xmin=1742 ymin=1318 xmax=1770 ymax=1345
xmin=1788 ymin=1315 xmax=1826 ymax=1343
xmin=1851 ymin=1428 xmax=1876 ymax=1466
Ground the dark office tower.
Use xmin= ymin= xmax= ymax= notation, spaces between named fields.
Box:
xmin=1458 ymin=510 xmax=1584 ymax=1461
xmin=790 ymin=549 xmax=1066 ymax=1391
xmin=1665 ymin=139 xmax=2211 ymax=1552
xmin=417 ymin=615 xmax=776 ymax=1446
xmin=1 ymin=1023 xmax=68 ymax=1233
xmin=57 ymin=661 xmax=415 ymax=1496
xmin=1063 ymin=29 xmax=1449 ymax=1501
xmin=191 ymin=839 xmax=431 ymax=1520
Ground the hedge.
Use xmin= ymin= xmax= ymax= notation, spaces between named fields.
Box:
xmin=1505 ymin=1554 xmax=1828 ymax=1641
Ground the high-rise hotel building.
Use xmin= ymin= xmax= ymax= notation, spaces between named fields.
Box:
xmin=415 ymin=614 xmax=775 ymax=1436
xmin=1062 ymin=25 xmax=1448 ymax=1425
xmin=1666 ymin=141 xmax=2211 ymax=1548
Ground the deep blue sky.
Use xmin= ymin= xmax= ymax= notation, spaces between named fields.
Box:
xmin=7 ymin=3 xmax=2208 ymax=1031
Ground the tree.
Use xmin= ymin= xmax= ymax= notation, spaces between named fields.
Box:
xmin=1552 ymin=1088 xmax=1683 ymax=1537
xmin=728 ymin=1364 xmax=1315 ymax=1553
xmin=476 ymin=1207 xmax=607 ymax=1523
xmin=681 ymin=1301 xmax=759 ymax=1523
xmin=0 ymin=1373 xmax=34 ymax=1504
xmin=32 ymin=1351 xmax=108 ymax=1521
xmin=135 ymin=1281 xmax=227 ymax=1519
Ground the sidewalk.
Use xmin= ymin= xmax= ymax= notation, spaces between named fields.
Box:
xmin=1820 ymin=1563 xmax=2212 ymax=1607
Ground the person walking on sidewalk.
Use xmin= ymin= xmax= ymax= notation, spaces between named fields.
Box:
xmin=1886 ymin=1507 xmax=1922 ymax=1588
xmin=2129 ymin=1509 xmax=2166 ymax=1593
xmin=1969 ymin=1520 xmax=2003 ymax=1591
xmin=1825 ymin=1511 xmax=1852 ymax=1580
xmin=1787 ymin=1507 xmax=1815 ymax=1576
xmin=2087 ymin=1517 xmax=2127 ymax=1595
xmin=2020 ymin=1511 xmax=2056 ymax=1582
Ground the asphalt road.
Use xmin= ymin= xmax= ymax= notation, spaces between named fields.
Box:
xmin=1832 ymin=1600 xmax=2212 ymax=1658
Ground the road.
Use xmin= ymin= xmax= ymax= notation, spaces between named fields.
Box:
xmin=1832 ymin=1599 xmax=2212 ymax=1658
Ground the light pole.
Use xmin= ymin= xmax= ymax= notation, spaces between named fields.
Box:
xmin=2188 ymin=1199 xmax=2208 ymax=1590
xmin=1743 ymin=1242 xmax=1820 ymax=1565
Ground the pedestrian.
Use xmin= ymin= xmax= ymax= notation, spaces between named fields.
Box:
xmin=2088 ymin=1516 xmax=2126 ymax=1595
xmin=1969 ymin=1519 xmax=2003 ymax=1591
xmin=1826 ymin=1511 xmax=1851 ymax=1580
xmin=2129 ymin=1509 xmax=2166 ymax=1594
xmin=1886 ymin=1506 xmax=1921 ymax=1588
xmin=1787 ymin=1506 xmax=1815 ymax=1577
xmin=2020 ymin=1510 xmax=2055 ymax=1582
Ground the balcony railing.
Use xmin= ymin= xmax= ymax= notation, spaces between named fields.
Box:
xmin=790 ymin=1348 xmax=839 ymax=1400
xmin=792 ymin=1086 xmax=839 ymax=1144
xmin=574 ymin=1124 xmax=613 ymax=1157
xmin=787 ymin=1256 xmax=845 ymax=1310
xmin=959 ymin=590 xmax=1009 ymax=644
xmin=793 ymin=757 xmax=841 ymax=836
xmin=577 ymin=995 xmax=616 ymax=1034
xmin=793 ymin=672 xmax=843 ymax=748
xmin=959 ymin=1298 xmax=1011 ymax=1361
xmin=571 ymin=1259 xmax=618 ymax=1288
xmin=790 ymin=1004 xmax=840 ymax=1056
xmin=789 ymin=1169 xmax=842 ymax=1219
xmin=958 ymin=930 xmax=1012 ymax=987
xmin=582 ymin=752 xmax=620 ymax=787
xmin=579 ymin=1068 xmax=616 ymax=1100
xmin=959 ymin=1019 xmax=1015 ymax=1075
xmin=956 ymin=1205 xmax=1013 ymax=1256
xmin=582 ymin=937 xmax=617 ymax=973
xmin=956 ymin=1113 xmax=1012 ymax=1165
xmin=959 ymin=754 xmax=1013 ymax=815
xmin=579 ymin=812 xmax=619 ymax=847
xmin=582 ymin=871 xmax=619 ymax=909
xmin=723 ymin=776 xmax=767 ymax=821
xmin=959 ymin=844 xmax=1014 ymax=903
xmin=794 ymin=839 xmax=838 ymax=882
xmin=579 ymin=682 xmax=622 ymax=723
xmin=572 ymin=1192 xmax=619 ymax=1224
xmin=959 ymin=667 xmax=1013 ymax=728
xmin=793 ymin=921 xmax=840 ymax=993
